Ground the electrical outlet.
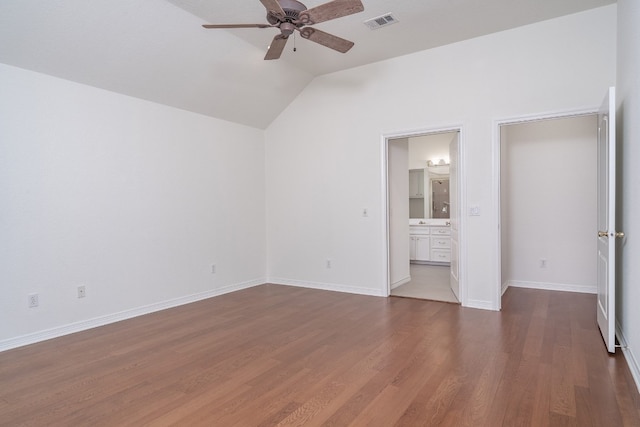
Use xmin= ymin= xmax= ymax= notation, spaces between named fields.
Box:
xmin=28 ymin=293 xmax=39 ymax=308
xmin=539 ymin=259 xmax=547 ymax=268
xmin=211 ymin=264 xmax=216 ymax=274
xmin=326 ymin=259 xmax=332 ymax=269
xmin=77 ymin=285 xmax=86 ymax=298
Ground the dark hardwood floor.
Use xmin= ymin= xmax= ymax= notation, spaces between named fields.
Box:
xmin=1 ymin=285 xmax=639 ymax=426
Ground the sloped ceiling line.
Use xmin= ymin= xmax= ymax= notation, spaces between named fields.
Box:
xmin=0 ymin=0 xmax=614 ymax=128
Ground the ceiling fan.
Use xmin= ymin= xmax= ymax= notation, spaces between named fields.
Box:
xmin=202 ymin=0 xmax=365 ymax=60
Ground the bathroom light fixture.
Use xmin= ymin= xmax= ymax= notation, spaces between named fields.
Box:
xmin=427 ymin=158 xmax=450 ymax=167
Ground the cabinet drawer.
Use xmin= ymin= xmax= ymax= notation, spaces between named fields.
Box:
xmin=430 ymin=227 xmax=451 ymax=236
xmin=431 ymin=238 xmax=451 ymax=249
xmin=409 ymin=226 xmax=430 ymax=235
xmin=431 ymin=250 xmax=451 ymax=262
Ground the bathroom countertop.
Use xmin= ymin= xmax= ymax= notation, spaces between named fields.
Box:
xmin=409 ymin=218 xmax=450 ymax=226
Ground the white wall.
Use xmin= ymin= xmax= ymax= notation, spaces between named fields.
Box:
xmin=388 ymin=139 xmax=410 ymax=289
xmin=265 ymin=6 xmax=617 ymax=306
xmin=0 ymin=64 xmax=266 ymax=348
xmin=616 ymin=0 xmax=640 ymax=392
xmin=408 ymin=133 xmax=454 ymax=169
xmin=501 ymin=116 xmax=597 ymax=293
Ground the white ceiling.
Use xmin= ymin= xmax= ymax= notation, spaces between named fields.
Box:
xmin=0 ymin=0 xmax=614 ymax=129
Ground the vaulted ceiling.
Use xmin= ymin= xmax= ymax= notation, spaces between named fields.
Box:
xmin=0 ymin=0 xmax=615 ymax=129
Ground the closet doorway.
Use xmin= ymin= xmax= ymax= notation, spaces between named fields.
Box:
xmin=498 ymin=113 xmax=598 ymax=303
xmin=384 ymin=128 xmax=464 ymax=304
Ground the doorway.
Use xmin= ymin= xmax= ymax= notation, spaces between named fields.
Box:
xmin=497 ymin=113 xmax=599 ymax=306
xmin=383 ymin=128 xmax=464 ymax=304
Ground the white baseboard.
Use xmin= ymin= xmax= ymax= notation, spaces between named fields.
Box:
xmin=0 ymin=278 xmax=265 ymax=353
xmin=391 ymin=276 xmax=411 ymax=290
xmin=507 ymin=280 xmax=596 ymax=294
xmin=268 ymin=277 xmax=387 ymax=297
xmin=502 ymin=281 xmax=509 ymax=295
xmin=465 ymin=299 xmax=499 ymax=311
xmin=616 ymin=320 xmax=640 ymax=395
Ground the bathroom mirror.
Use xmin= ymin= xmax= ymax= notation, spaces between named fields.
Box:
xmin=430 ymin=178 xmax=450 ymax=218
xmin=409 ymin=168 xmax=450 ymax=219
xmin=407 ymin=132 xmax=456 ymax=220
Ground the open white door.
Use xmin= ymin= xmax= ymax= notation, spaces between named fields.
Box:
xmin=449 ymin=133 xmax=460 ymax=301
xmin=596 ymin=87 xmax=618 ymax=354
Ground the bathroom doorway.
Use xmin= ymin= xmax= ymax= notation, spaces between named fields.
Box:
xmin=384 ymin=128 xmax=464 ymax=304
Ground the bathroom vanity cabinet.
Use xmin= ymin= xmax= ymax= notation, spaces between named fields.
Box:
xmin=409 ymin=224 xmax=451 ymax=264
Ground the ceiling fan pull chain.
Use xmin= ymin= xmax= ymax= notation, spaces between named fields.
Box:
xmin=293 ymin=31 xmax=297 ymax=52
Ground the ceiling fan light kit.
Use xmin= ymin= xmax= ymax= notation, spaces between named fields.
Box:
xmin=202 ymin=0 xmax=364 ymax=60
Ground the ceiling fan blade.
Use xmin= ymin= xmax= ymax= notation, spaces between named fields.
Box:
xmin=299 ymin=0 xmax=364 ymax=25
xmin=260 ymin=0 xmax=287 ymax=19
xmin=265 ymin=34 xmax=289 ymax=60
xmin=202 ymin=23 xmax=273 ymax=29
xmin=298 ymin=27 xmax=354 ymax=53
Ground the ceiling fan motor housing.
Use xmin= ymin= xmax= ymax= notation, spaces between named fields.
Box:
xmin=279 ymin=22 xmax=296 ymax=36
xmin=266 ymin=0 xmax=308 ymax=26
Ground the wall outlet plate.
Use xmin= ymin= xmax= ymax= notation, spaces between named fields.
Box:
xmin=78 ymin=285 xmax=86 ymax=298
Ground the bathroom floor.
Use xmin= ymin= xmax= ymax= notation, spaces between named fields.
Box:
xmin=391 ymin=264 xmax=459 ymax=303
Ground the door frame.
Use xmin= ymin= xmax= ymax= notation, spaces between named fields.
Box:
xmin=381 ymin=125 xmax=466 ymax=305
xmin=492 ymin=108 xmax=598 ymax=310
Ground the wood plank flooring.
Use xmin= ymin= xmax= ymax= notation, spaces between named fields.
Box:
xmin=1 ymin=285 xmax=639 ymax=426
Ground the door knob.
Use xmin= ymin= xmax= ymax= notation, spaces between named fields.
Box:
xmin=616 ymin=231 xmax=625 ymax=238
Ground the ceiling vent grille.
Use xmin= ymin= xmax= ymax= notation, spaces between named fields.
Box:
xmin=363 ymin=13 xmax=398 ymax=30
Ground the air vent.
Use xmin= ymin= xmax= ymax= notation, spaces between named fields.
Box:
xmin=363 ymin=13 xmax=398 ymax=30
